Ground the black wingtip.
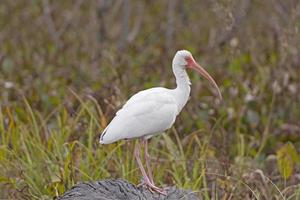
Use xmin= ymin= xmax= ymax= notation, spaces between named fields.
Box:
xmin=99 ymin=129 xmax=107 ymax=144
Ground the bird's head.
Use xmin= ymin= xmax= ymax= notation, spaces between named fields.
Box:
xmin=173 ymin=50 xmax=222 ymax=100
xmin=172 ymin=50 xmax=193 ymax=67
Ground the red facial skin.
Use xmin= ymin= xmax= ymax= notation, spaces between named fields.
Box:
xmin=184 ymin=56 xmax=222 ymax=100
xmin=185 ymin=56 xmax=196 ymax=69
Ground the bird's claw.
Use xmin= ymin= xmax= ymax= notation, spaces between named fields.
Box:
xmin=150 ymin=186 xmax=167 ymax=195
xmin=138 ymin=179 xmax=167 ymax=195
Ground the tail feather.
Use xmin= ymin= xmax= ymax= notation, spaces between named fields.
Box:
xmin=99 ymin=126 xmax=108 ymax=144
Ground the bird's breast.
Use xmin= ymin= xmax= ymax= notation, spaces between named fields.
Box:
xmin=100 ymin=90 xmax=178 ymax=144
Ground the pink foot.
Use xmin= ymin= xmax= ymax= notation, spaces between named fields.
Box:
xmin=138 ymin=178 xmax=167 ymax=195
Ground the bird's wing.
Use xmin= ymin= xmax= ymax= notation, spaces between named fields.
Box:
xmin=116 ymin=87 xmax=175 ymax=116
xmin=100 ymin=88 xmax=178 ymax=144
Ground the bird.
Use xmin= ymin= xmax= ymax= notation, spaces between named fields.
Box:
xmin=99 ymin=50 xmax=222 ymax=194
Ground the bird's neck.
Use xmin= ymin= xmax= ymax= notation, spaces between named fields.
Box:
xmin=173 ymin=67 xmax=191 ymax=114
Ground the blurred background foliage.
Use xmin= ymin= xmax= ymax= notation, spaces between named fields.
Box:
xmin=0 ymin=0 xmax=300 ymax=199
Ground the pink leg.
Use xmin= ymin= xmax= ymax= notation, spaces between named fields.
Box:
xmin=142 ymin=139 xmax=154 ymax=184
xmin=134 ymin=140 xmax=166 ymax=195
xmin=134 ymin=141 xmax=152 ymax=184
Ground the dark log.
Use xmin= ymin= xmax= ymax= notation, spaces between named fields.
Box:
xmin=58 ymin=179 xmax=201 ymax=200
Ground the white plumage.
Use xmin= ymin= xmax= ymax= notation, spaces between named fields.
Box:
xmin=99 ymin=50 xmax=221 ymax=194
xmin=100 ymin=88 xmax=179 ymax=144
xmin=100 ymin=51 xmax=195 ymax=144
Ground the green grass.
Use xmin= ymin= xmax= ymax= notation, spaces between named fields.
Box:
xmin=0 ymin=94 xmax=298 ymax=199
xmin=1 ymin=0 xmax=300 ymax=199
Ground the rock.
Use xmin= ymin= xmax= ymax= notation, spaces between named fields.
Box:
xmin=58 ymin=179 xmax=200 ymax=200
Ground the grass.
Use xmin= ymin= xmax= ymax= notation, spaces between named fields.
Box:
xmin=1 ymin=0 xmax=300 ymax=199
xmin=0 ymin=94 xmax=299 ymax=199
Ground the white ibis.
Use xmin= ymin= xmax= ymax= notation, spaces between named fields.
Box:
xmin=99 ymin=50 xmax=222 ymax=194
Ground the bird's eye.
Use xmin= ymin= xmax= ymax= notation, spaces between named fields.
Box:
xmin=185 ymin=56 xmax=193 ymax=67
